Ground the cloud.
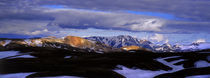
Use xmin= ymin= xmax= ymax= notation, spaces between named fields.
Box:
xmin=45 ymin=8 xmax=166 ymax=32
xmin=25 ymin=29 xmax=48 ymax=35
xmin=130 ymin=19 xmax=164 ymax=31
xmin=23 ymin=0 xmax=210 ymax=21
xmin=194 ymin=39 xmax=206 ymax=43
xmin=0 ymin=0 xmax=210 ymax=37
xmin=0 ymin=2 xmax=167 ymax=35
xmin=162 ymin=21 xmax=210 ymax=33
xmin=0 ymin=19 xmax=50 ymax=35
xmin=150 ymin=34 xmax=164 ymax=42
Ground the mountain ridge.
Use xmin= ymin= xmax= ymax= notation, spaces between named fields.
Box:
xmin=1 ymin=35 xmax=210 ymax=52
xmin=85 ymin=35 xmax=210 ymax=52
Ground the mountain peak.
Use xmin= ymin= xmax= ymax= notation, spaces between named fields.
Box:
xmin=64 ymin=36 xmax=93 ymax=48
xmin=85 ymin=35 xmax=141 ymax=48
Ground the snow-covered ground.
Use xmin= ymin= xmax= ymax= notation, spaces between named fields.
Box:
xmin=0 ymin=51 xmax=19 ymax=59
xmin=64 ymin=56 xmax=72 ymax=58
xmin=0 ymin=51 xmax=79 ymax=78
xmin=114 ymin=65 xmax=168 ymax=78
xmin=10 ymin=54 xmax=35 ymax=58
xmin=114 ymin=56 xmax=185 ymax=78
xmin=0 ymin=73 xmax=80 ymax=78
xmin=114 ymin=56 xmax=210 ymax=78
xmin=0 ymin=51 xmax=35 ymax=59
xmin=3 ymin=40 xmax=11 ymax=46
xmin=179 ymin=43 xmax=210 ymax=51
xmin=194 ymin=60 xmax=210 ymax=68
xmin=1 ymin=51 xmax=209 ymax=78
xmin=24 ymin=39 xmax=32 ymax=45
xmin=40 ymin=76 xmax=81 ymax=78
xmin=186 ymin=75 xmax=210 ymax=78
xmin=156 ymin=56 xmax=184 ymax=71
xmin=0 ymin=73 xmax=34 ymax=78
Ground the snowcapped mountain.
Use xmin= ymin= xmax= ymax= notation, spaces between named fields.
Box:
xmin=85 ymin=35 xmax=155 ymax=50
xmin=85 ymin=35 xmax=141 ymax=48
xmin=1 ymin=35 xmax=209 ymax=53
xmin=152 ymin=42 xmax=210 ymax=52
xmin=85 ymin=35 xmax=210 ymax=52
xmin=153 ymin=43 xmax=173 ymax=52
xmin=0 ymin=36 xmax=121 ymax=53
xmin=179 ymin=42 xmax=210 ymax=52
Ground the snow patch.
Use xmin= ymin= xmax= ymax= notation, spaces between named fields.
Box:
xmin=10 ymin=54 xmax=35 ymax=58
xmin=179 ymin=45 xmax=197 ymax=50
xmin=179 ymin=43 xmax=210 ymax=51
xmin=24 ymin=39 xmax=32 ymax=45
xmin=64 ymin=56 xmax=71 ymax=58
xmin=162 ymin=56 xmax=181 ymax=59
xmin=40 ymin=76 xmax=81 ymax=78
xmin=186 ymin=75 xmax=210 ymax=78
xmin=197 ymin=43 xmax=210 ymax=50
xmin=0 ymin=72 xmax=34 ymax=78
xmin=0 ymin=72 xmax=78 ymax=78
xmin=156 ymin=57 xmax=184 ymax=71
xmin=114 ymin=56 xmax=185 ymax=78
xmin=3 ymin=40 xmax=11 ymax=46
xmin=0 ymin=51 xmax=19 ymax=59
xmin=194 ymin=60 xmax=210 ymax=68
xmin=34 ymin=40 xmax=43 ymax=47
xmin=114 ymin=65 xmax=167 ymax=78
xmin=194 ymin=39 xmax=206 ymax=43
xmin=0 ymin=51 xmax=34 ymax=59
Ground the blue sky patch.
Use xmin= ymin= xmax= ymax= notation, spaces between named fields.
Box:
xmin=41 ymin=5 xmax=186 ymax=20
xmin=125 ymin=10 xmax=182 ymax=20
xmin=42 ymin=5 xmax=66 ymax=9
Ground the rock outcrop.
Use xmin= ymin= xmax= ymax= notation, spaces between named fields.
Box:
xmin=64 ymin=36 xmax=94 ymax=49
xmin=0 ymin=41 xmax=5 ymax=46
xmin=121 ymin=45 xmax=150 ymax=51
xmin=64 ymin=36 xmax=121 ymax=53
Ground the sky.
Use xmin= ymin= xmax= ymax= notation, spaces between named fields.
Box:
xmin=0 ymin=0 xmax=210 ymax=44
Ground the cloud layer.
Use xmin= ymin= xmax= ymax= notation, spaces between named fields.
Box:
xmin=46 ymin=9 xmax=166 ymax=31
xmin=0 ymin=0 xmax=210 ymax=37
xmin=16 ymin=0 xmax=210 ymax=21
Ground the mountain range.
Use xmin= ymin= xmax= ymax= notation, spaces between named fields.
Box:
xmin=85 ymin=35 xmax=210 ymax=52
xmin=0 ymin=35 xmax=210 ymax=53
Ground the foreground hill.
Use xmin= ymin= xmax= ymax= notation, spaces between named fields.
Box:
xmin=0 ymin=49 xmax=209 ymax=78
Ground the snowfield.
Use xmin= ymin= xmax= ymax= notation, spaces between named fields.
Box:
xmin=0 ymin=51 xmax=19 ymax=59
xmin=0 ymin=73 xmax=80 ymax=78
xmin=0 ymin=51 xmax=35 ymax=59
xmin=180 ymin=43 xmax=210 ymax=51
xmin=0 ymin=51 xmax=209 ymax=78
xmin=114 ymin=56 xmax=185 ymax=78
xmin=114 ymin=56 xmax=210 ymax=78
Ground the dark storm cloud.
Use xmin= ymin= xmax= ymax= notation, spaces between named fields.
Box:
xmin=45 ymin=9 xmax=165 ymax=31
xmin=0 ymin=19 xmax=49 ymax=35
xmin=0 ymin=0 xmax=210 ymax=36
xmin=2 ymin=0 xmax=210 ymax=21
xmin=163 ymin=21 xmax=210 ymax=33
xmin=0 ymin=0 xmax=166 ymax=35
xmin=27 ymin=0 xmax=210 ymax=21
